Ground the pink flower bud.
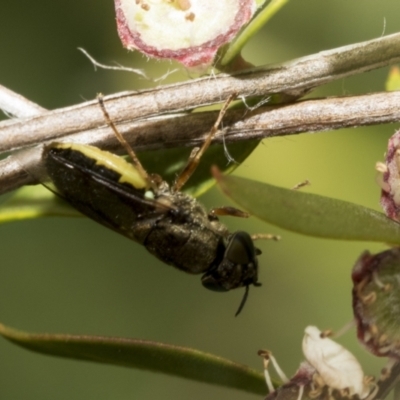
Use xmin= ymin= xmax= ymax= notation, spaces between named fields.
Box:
xmin=376 ymin=130 xmax=400 ymax=221
xmin=114 ymin=0 xmax=257 ymax=68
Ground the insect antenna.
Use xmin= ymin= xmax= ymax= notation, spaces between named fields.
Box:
xmin=97 ymin=94 xmax=152 ymax=187
xmin=172 ymin=93 xmax=236 ymax=192
xmin=235 ymin=285 xmax=249 ymax=317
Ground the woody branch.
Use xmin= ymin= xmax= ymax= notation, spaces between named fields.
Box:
xmin=0 ymin=32 xmax=400 ymax=195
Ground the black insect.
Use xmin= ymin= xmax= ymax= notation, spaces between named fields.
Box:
xmin=43 ymin=95 xmax=276 ymax=315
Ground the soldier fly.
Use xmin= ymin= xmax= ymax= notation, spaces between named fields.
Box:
xmin=43 ymin=94 xmax=277 ymax=315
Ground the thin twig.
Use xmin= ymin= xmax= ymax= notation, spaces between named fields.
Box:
xmin=2 ymin=90 xmax=400 ymax=152
xmin=1 ymin=32 xmax=400 ymax=153
xmin=1 ymin=33 xmax=400 ymax=196
xmin=1 ymin=90 xmax=400 ymax=196
xmin=0 ymin=84 xmax=46 ymax=118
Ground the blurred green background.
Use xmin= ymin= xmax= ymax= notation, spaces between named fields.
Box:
xmin=0 ymin=1 xmax=399 ymax=399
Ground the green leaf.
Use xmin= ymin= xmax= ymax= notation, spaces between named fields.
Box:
xmin=0 ymin=323 xmax=267 ymax=395
xmin=0 ymin=185 xmax=81 ymax=223
xmin=215 ymin=172 xmax=400 ymax=244
xmin=219 ymin=0 xmax=290 ymax=67
xmin=386 ymin=66 xmax=400 ymax=92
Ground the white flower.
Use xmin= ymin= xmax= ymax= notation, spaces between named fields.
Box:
xmin=302 ymin=326 xmax=370 ymax=399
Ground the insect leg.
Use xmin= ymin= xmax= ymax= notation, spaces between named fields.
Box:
xmin=172 ymin=93 xmax=236 ymax=192
xmin=208 ymin=206 xmax=249 ymax=218
xmin=97 ymin=93 xmax=152 ymax=187
xmin=251 ymin=233 xmax=281 ymax=241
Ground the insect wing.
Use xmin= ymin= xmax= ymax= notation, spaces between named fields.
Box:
xmin=44 ymin=143 xmax=167 ymax=241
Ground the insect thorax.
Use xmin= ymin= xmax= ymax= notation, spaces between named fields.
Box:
xmin=140 ymin=189 xmax=230 ymax=274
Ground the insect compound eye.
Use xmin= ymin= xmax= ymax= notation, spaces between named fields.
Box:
xmin=224 ymin=231 xmax=256 ymax=265
xmin=201 ymin=231 xmax=259 ymax=292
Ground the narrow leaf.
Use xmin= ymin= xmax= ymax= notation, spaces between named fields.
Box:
xmin=0 ymin=185 xmax=81 ymax=223
xmin=215 ymin=171 xmax=400 ymax=244
xmin=219 ymin=0 xmax=290 ymax=67
xmin=0 ymin=323 xmax=267 ymax=395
